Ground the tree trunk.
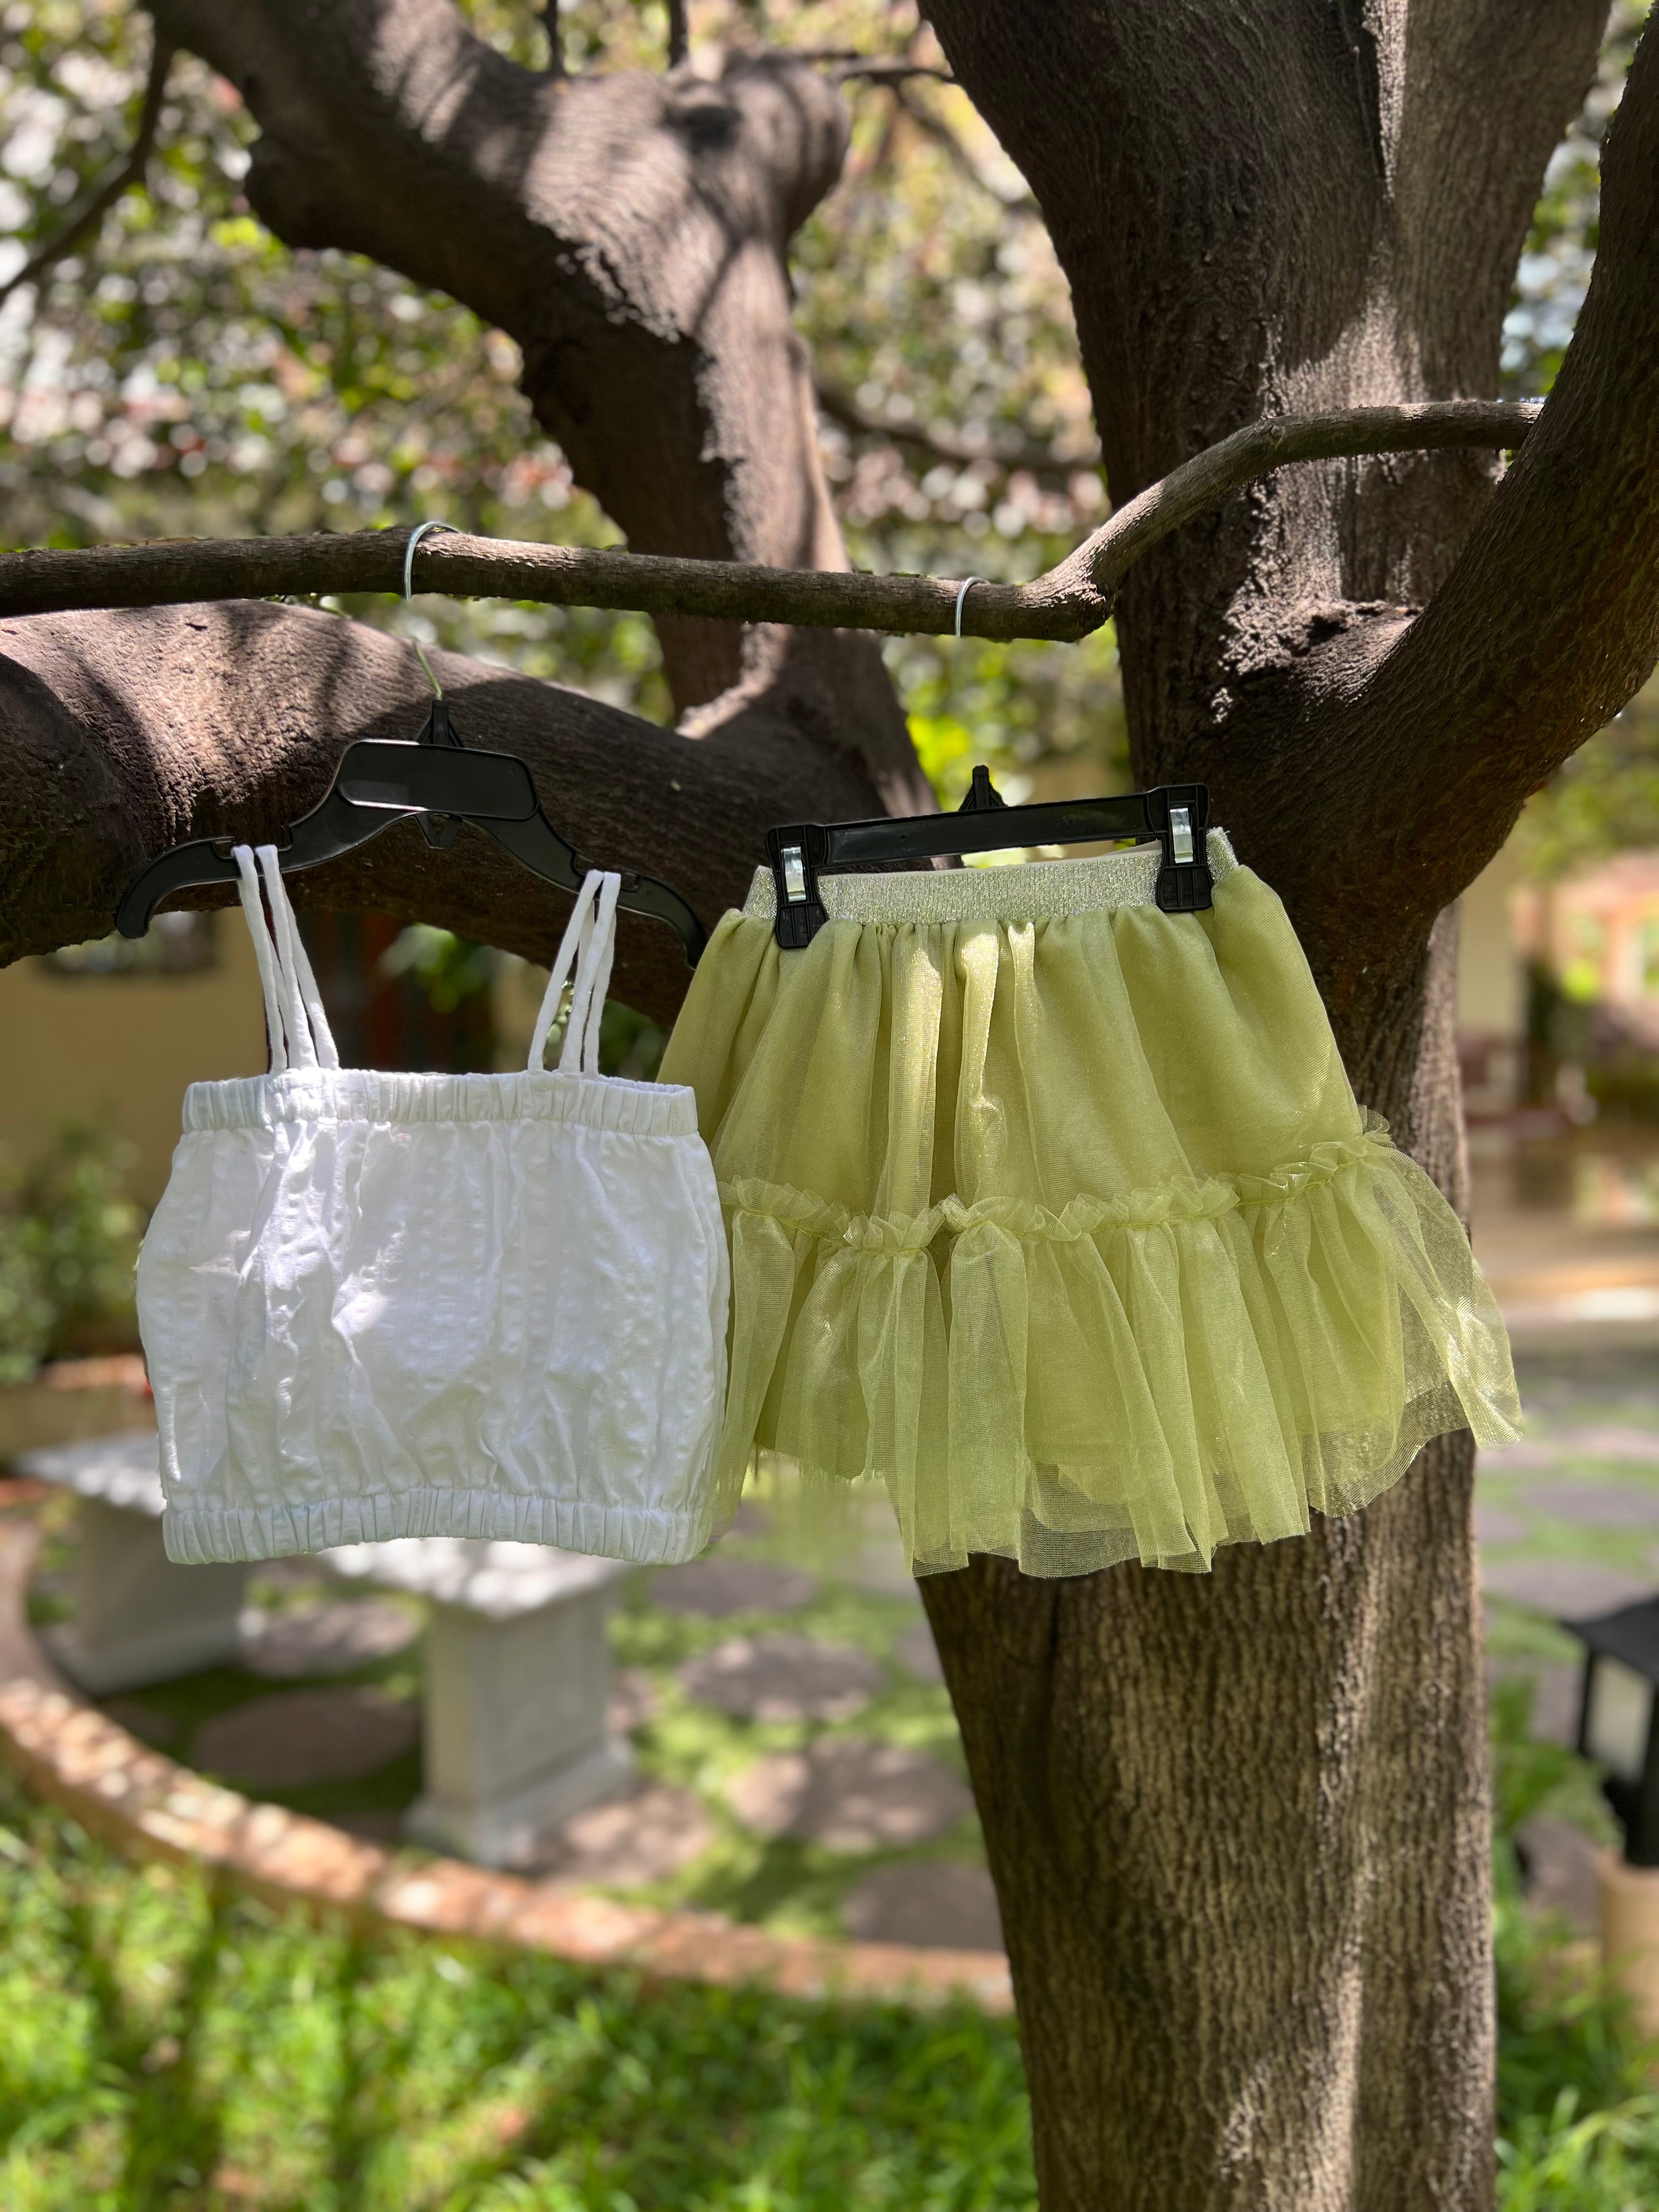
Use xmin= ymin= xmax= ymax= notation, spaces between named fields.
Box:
xmin=911 ymin=5 xmax=1612 ymax=2205
xmin=922 ymin=917 xmax=1489 ymax=2211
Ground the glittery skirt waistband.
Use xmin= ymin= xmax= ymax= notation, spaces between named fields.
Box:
xmin=741 ymin=828 xmax=1238 ymax=925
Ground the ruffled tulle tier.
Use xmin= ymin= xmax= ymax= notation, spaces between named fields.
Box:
xmin=713 ymin=1118 xmax=1519 ymax=1575
xmin=659 ymin=841 xmax=1520 ymax=1577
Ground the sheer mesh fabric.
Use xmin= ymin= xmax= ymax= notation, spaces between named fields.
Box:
xmin=659 ymin=836 xmax=1520 ymax=1577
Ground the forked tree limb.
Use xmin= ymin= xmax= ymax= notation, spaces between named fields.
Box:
xmin=814 ymin=375 xmax=1101 ymax=481
xmin=0 ymin=34 xmax=176 ymax=308
xmin=140 ymin=0 xmax=905 ymax=765
xmin=0 ymin=399 xmax=1541 ymax=639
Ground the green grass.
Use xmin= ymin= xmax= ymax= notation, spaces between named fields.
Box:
xmin=0 ymin=1770 xmax=1031 ymax=2211
xmin=4 ymin=1710 xmax=1659 ymax=2209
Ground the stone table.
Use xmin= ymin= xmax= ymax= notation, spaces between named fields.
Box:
xmin=15 ymin=1434 xmax=636 ymax=1869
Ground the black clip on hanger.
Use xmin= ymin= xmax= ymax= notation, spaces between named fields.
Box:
xmin=764 ymin=765 xmax=1211 ymax=950
xmin=115 ymin=526 xmax=707 ymax=967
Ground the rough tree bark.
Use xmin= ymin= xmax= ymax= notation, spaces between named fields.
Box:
xmin=3 ymin=4 xmax=1659 ymax=2207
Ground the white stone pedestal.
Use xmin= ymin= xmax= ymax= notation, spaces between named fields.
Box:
xmin=324 ymin=1538 xmax=634 ymax=1869
xmin=60 ymin=1495 xmax=249 ymax=1692
xmin=16 ymin=1429 xmax=248 ymax=1692
xmin=13 ymin=1437 xmax=640 ymax=1869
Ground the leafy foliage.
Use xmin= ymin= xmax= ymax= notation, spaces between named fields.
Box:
xmin=0 ymin=1121 xmax=143 ymax=1381
xmin=1503 ymin=1 xmax=1659 ymax=874
xmin=1501 ymin=1 xmax=1652 ymax=400
xmin=1514 ymin=677 xmax=1659 ymax=878
xmin=1489 ymin=1674 xmax=1659 ymax=2209
xmin=376 ymin=926 xmax=499 ymax=1016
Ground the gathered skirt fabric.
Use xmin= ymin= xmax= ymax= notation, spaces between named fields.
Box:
xmin=657 ymin=832 xmax=1520 ymax=1578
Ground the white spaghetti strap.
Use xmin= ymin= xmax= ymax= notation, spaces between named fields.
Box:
xmin=252 ymin=847 xmax=320 ymax=1072
xmin=253 ymin=849 xmax=341 ymax=1070
xmin=286 ymin=929 xmax=342 ymax=1071
xmin=562 ymin=872 xmax=620 ymax=1076
xmin=527 ymin=871 xmax=604 ymax=1073
xmin=233 ymin=846 xmax=290 ymax=1076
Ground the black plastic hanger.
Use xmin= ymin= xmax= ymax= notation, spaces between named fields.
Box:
xmin=116 ymin=700 xmax=707 ymax=966
xmin=764 ymin=764 xmax=1212 ymax=949
xmin=116 ymin=521 xmax=707 ymax=965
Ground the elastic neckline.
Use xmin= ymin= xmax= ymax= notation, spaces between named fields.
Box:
xmin=181 ymin=1065 xmax=699 ymax=1138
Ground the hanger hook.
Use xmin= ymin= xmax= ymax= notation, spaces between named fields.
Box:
xmin=953 ymin=575 xmax=983 ymax=640
xmin=402 ymin=519 xmax=462 ymax=699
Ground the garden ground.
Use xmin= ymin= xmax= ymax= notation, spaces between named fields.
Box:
xmin=3 ymin=1131 xmax=1659 ymax=2206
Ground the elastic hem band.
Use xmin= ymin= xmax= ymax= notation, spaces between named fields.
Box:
xmin=741 ymin=828 xmax=1238 ymax=924
xmin=160 ymin=1486 xmax=712 ymax=1566
xmin=181 ymin=1065 xmax=699 ymax=1137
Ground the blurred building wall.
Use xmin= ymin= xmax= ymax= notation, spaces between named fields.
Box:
xmin=1458 ymin=842 xmax=1526 ymax=1124
xmin=1514 ymin=856 xmax=1659 ymax=1023
xmin=0 ymin=921 xmax=268 ymax=1206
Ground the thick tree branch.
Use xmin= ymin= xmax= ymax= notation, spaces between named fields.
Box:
xmin=0 ymin=400 xmax=1540 ymax=640
xmin=0 ymin=36 xmax=176 ymax=308
xmin=145 ymin=0 xmax=922 ymax=801
xmin=0 ymin=602 xmax=883 ymax=1017
xmin=1261 ymin=7 xmax=1659 ymax=977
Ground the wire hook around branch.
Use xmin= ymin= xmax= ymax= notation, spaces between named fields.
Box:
xmin=403 ymin=519 xmax=461 ymax=698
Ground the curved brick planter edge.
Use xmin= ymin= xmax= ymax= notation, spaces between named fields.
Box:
xmin=0 ymin=1522 xmax=1011 ymax=2013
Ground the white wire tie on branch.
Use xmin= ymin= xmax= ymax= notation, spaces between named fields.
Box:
xmin=953 ymin=575 xmax=983 ymax=639
xmin=403 ymin=518 xmax=462 ymax=698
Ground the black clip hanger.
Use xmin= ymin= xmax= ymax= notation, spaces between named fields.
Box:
xmin=764 ymin=764 xmax=1212 ymax=950
xmin=116 ymin=713 xmax=707 ymax=966
xmin=116 ymin=523 xmax=707 ymax=966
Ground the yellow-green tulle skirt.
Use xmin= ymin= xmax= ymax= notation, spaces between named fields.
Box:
xmin=658 ymin=831 xmax=1520 ymax=1577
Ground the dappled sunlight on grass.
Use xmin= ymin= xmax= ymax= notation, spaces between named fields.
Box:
xmin=0 ymin=1769 xmax=1034 ymax=2210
